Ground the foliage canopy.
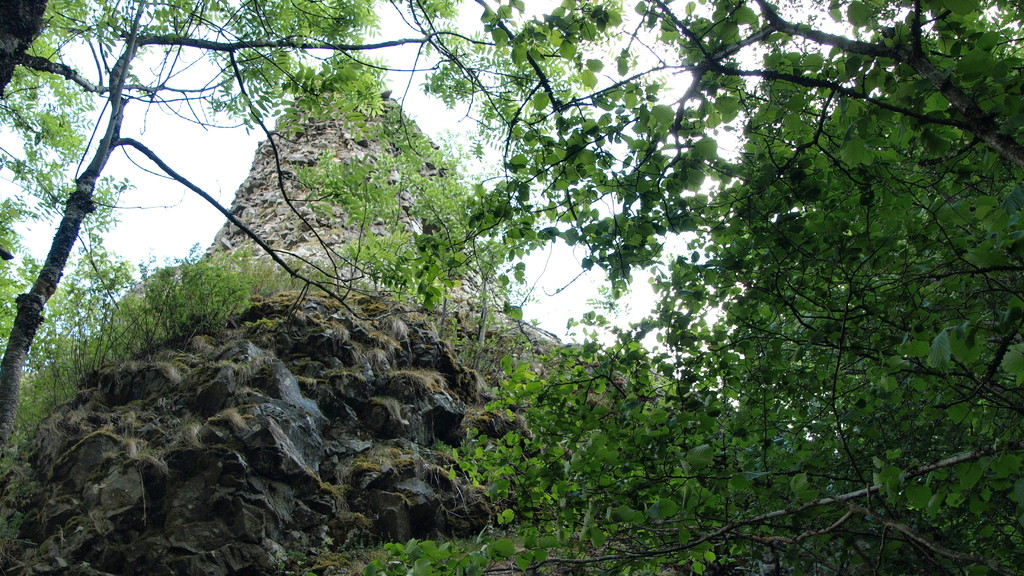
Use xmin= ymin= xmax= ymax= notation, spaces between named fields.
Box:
xmin=403 ymin=0 xmax=1024 ymax=573
xmin=2 ymin=0 xmax=1024 ymax=573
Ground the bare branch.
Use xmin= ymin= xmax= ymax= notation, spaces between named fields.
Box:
xmin=20 ymin=54 xmax=103 ymax=92
xmin=136 ymin=34 xmax=429 ymax=52
xmin=849 ymin=505 xmax=1018 ymax=576
xmin=115 ymin=137 xmax=359 ymax=315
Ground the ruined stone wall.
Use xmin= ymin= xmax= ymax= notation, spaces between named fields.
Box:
xmin=208 ymin=101 xmax=560 ymax=347
xmin=208 ymin=102 xmax=435 ymax=281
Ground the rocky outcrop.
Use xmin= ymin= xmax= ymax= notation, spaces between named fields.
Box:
xmin=207 ymin=100 xmax=559 ymax=354
xmin=1 ymin=294 xmax=498 ymax=575
xmin=208 ymin=101 xmax=434 ymax=283
xmin=0 ymin=101 xmax=562 ymax=576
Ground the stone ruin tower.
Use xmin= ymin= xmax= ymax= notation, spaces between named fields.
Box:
xmin=0 ymin=98 xmax=569 ymax=576
xmin=207 ymin=100 xmax=444 ymax=289
xmin=207 ymin=100 xmax=560 ymax=344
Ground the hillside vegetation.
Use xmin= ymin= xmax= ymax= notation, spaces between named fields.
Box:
xmin=1 ymin=0 xmax=1023 ymax=574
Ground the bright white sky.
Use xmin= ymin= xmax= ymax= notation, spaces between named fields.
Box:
xmin=2 ymin=1 xmax=644 ymax=342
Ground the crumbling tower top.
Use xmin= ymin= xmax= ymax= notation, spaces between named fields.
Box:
xmin=208 ymin=102 xmax=439 ymax=286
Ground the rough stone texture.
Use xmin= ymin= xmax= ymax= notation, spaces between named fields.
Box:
xmin=206 ymin=103 xmax=560 ymax=349
xmin=2 ymin=294 xmax=495 ymax=575
xmin=207 ymin=103 xmax=430 ymax=284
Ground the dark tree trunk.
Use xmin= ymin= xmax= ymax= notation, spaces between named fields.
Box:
xmin=0 ymin=3 xmax=143 ymax=445
xmin=0 ymin=0 xmax=48 ymax=96
xmin=0 ymin=185 xmax=94 ymax=443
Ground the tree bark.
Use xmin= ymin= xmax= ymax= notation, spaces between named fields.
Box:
xmin=0 ymin=186 xmax=95 ymax=443
xmin=0 ymin=0 xmax=48 ymax=96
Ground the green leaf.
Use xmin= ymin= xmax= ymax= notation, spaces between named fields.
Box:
xmin=847 ymin=2 xmax=872 ymax=27
xmin=803 ymin=53 xmax=824 ymax=70
xmin=734 ymin=5 xmax=757 ymax=25
xmin=610 ymin=504 xmax=639 ymax=523
xmin=1002 ymin=185 xmax=1024 ymax=214
xmin=617 ymin=53 xmax=629 ymax=75
xmin=942 ymin=0 xmax=979 ymax=15
xmin=490 ymin=539 xmax=516 ymax=559
xmin=1013 ymin=479 xmax=1024 ymax=505
xmin=728 ymin=473 xmax=753 ymax=492
xmin=790 ymin=472 xmax=809 ymax=494
xmin=1000 ymin=343 xmax=1024 ymax=377
xmin=581 ymin=70 xmax=598 ymax=89
xmin=966 ymin=243 xmax=1009 ymax=267
xmin=647 ymin=498 xmax=680 ymax=520
xmin=906 ymin=484 xmax=932 ymax=509
xmin=535 ymin=535 xmax=558 ymax=548
xmin=693 ymin=137 xmax=717 ymax=158
xmin=922 ymin=128 xmax=950 ymax=155
xmin=716 ymin=96 xmax=740 ymax=119
xmin=586 ymin=59 xmax=604 ymax=73
xmin=840 ymin=136 xmax=873 ymax=166
xmin=950 ymin=326 xmax=980 ymax=364
xmin=532 ymin=92 xmax=550 ymax=111
xmin=928 ymin=329 xmax=951 ymax=369
xmin=687 ymin=444 xmax=714 ymax=470
xmin=957 ymin=48 xmax=994 ymax=80
xmin=946 ymin=403 xmax=970 ymax=422
xmin=651 ymin=104 xmax=676 ymax=128
xmin=411 ymin=558 xmax=432 ymax=576
xmin=958 ymin=462 xmax=984 ymax=491
xmin=900 ymin=339 xmax=930 ymax=358
xmin=498 ymin=508 xmax=515 ymax=524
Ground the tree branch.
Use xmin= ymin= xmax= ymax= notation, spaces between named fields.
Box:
xmin=754 ymin=0 xmax=895 ymax=59
xmin=473 ymin=0 xmax=563 ymax=110
xmin=848 ymin=505 xmax=1018 ymax=576
xmin=20 ymin=54 xmax=104 ymax=93
xmin=0 ymin=0 xmax=148 ymax=446
xmin=705 ymin=62 xmax=965 ymax=128
xmin=897 ymin=43 xmax=1024 ymax=171
xmin=135 ymin=34 xmax=429 ymax=52
xmin=116 ymin=138 xmax=358 ymax=314
xmin=225 ymin=51 xmax=363 ymax=294
xmin=529 ymin=443 xmax=1021 ymax=570
xmin=753 ymin=0 xmax=1024 ymax=171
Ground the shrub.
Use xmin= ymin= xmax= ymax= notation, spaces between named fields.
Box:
xmin=15 ymin=248 xmax=262 ymax=442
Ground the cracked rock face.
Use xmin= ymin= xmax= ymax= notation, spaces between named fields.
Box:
xmin=3 ymin=294 xmax=496 ymax=576
xmin=207 ymin=103 xmax=433 ymax=277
